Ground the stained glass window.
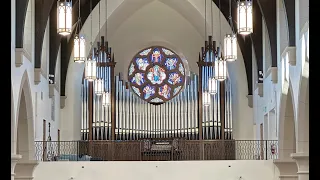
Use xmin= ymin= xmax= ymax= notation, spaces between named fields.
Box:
xmin=128 ymin=46 xmax=186 ymax=104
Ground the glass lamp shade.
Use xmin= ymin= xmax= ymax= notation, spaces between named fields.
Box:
xmin=208 ymin=78 xmax=217 ymax=94
xmin=203 ymin=91 xmax=211 ymax=106
xmin=74 ymin=35 xmax=86 ymax=63
xmin=214 ymin=58 xmax=227 ymax=81
xmin=94 ymin=79 xmax=104 ymax=95
xmin=224 ymin=34 xmax=237 ymax=61
xmin=85 ymin=58 xmax=96 ymax=81
xmin=237 ymin=0 xmax=253 ymax=35
xmin=102 ymin=92 xmax=111 ymax=106
xmin=57 ymin=1 xmax=72 ymax=36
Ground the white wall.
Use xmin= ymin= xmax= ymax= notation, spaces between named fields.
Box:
xmin=252 ymin=0 xmax=309 ymax=153
xmin=11 ymin=0 xmax=61 ymax=156
xmin=33 ymin=161 xmax=279 ymax=180
xmin=61 ymin=0 xmax=253 ymax=141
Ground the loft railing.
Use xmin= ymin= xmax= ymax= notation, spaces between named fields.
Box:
xmin=35 ymin=140 xmax=278 ymax=161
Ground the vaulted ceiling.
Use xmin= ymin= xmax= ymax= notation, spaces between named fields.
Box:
xmin=15 ymin=0 xmax=296 ymax=97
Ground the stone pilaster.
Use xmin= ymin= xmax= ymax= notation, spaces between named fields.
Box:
xmin=11 ymin=154 xmax=22 ymax=180
xmin=291 ymin=153 xmax=309 ymax=180
xmin=14 ymin=160 xmax=39 ymax=180
xmin=274 ymin=159 xmax=298 ymax=180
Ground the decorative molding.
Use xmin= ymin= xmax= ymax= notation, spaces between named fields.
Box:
xmin=270 ymin=67 xmax=278 ymax=83
xmin=15 ymin=48 xmax=31 ymax=67
xmin=15 ymin=160 xmax=39 ymax=180
xmin=11 ymin=154 xmax=22 ymax=176
xmin=49 ymin=84 xmax=55 ymax=98
xmin=273 ymin=159 xmax=298 ymax=180
xmin=291 ymin=152 xmax=309 ymax=173
xmin=246 ymin=95 xmax=253 ymax=108
xmin=60 ymin=96 xmax=67 ymax=109
xmin=34 ymin=68 xmax=41 ymax=85
xmin=282 ymin=46 xmax=296 ymax=66
xmin=257 ymin=83 xmax=263 ymax=97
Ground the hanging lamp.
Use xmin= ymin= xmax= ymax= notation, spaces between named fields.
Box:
xmin=94 ymin=78 xmax=104 ymax=95
xmin=237 ymin=0 xmax=253 ymax=35
xmin=57 ymin=0 xmax=72 ymax=36
xmin=203 ymin=91 xmax=211 ymax=106
xmin=215 ymin=0 xmax=227 ymax=81
xmin=94 ymin=1 xmax=105 ymax=96
xmin=223 ymin=0 xmax=237 ymax=61
xmin=84 ymin=0 xmax=96 ymax=81
xmin=208 ymin=78 xmax=217 ymax=94
xmin=214 ymin=56 xmax=227 ymax=81
xmin=102 ymin=91 xmax=111 ymax=106
xmin=85 ymin=51 xmax=97 ymax=81
xmin=74 ymin=0 xmax=86 ymax=63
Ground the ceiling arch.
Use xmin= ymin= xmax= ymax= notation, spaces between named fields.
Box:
xmin=59 ymin=0 xmax=252 ymax=97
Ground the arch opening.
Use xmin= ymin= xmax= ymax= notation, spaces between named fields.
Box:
xmin=297 ymin=78 xmax=309 ymax=153
xmin=279 ymin=88 xmax=296 ymax=160
xmin=17 ymin=90 xmax=30 ymax=160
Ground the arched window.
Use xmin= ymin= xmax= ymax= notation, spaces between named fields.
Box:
xmin=128 ymin=46 xmax=186 ymax=104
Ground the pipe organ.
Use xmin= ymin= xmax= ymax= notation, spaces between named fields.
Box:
xmin=81 ymin=75 xmax=233 ymax=141
xmin=81 ymin=45 xmax=233 ymax=141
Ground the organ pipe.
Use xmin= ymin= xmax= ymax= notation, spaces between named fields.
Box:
xmin=81 ymin=69 xmax=232 ymax=140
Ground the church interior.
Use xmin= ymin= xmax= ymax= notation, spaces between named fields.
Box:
xmin=11 ymin=0 xmax=309 ymax=179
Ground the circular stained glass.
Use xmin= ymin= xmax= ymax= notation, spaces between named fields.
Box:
xmin=128 ymin=46 xmax=186 ymax=104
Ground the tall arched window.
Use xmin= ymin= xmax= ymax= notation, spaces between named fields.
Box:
xmin=128 ymin=46 xmax=186 ymax=104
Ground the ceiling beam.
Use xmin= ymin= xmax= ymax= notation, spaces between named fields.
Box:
xmin=283 ymin=0 xmax=295 ymax=46
xmin=250 ymin=0 xmax=263 ymax=82
xmin=34 ymin=0 xmax=56 ymax=69
xmin=15 ymin=0 xmax=29 ymax=48
xmin=49 ymin=0 xmax=62 ymax=80
xmin=257 ymin=0 xmax=277 ymax=67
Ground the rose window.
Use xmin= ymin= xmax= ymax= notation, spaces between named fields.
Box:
xmin=128 ymin=46 xmax=186 ymax=104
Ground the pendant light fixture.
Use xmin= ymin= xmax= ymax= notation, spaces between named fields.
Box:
xmin=237 ymin=0 xmax=253 ymax=35
xmin=102 ymin=91 xmax=111 ymax=106
xmin=203 ymin=91 xmax=211 ymax=106
xmin=85 ymin=0 xmax=96 ymax=81
xmin=214 ymin=56 xmax=227 ymax=81
xmin=85 ymin=51 xmax=97 ymax=81
xmin=94 ymin=1 xmax=104 ymax=95
xmin=214 ymin=0 xmax=227 ymax=81
xmin=208 ymin=78 xmax=217 ymax=94
xmin=224 ymin=0 xmax=238 ymax=62
xmin=94 ymin=78 xmax=104 ymax=95
xmin=74 ymin=0 xmax=86 ymax=63
xmin=57 ymin=0 xmax=72 ymax=36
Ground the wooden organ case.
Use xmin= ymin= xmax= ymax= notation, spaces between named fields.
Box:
xmin=80 ymin=45 xmax=234 ymax=160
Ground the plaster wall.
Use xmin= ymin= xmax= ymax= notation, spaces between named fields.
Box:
xmin=33 ymin=161 xmax=279 ymax=180
xmin=11 ymin=0 xmax=61 ymax=156
xmin=252 ymin=0 xmax=309 ymax=154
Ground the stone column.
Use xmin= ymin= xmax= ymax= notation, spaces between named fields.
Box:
xmin=14 ymin=160 xmax=39 ymax=180
xmin=291 ymin=153 xmax=309 ymax=180
xmin=274 ymin=159 xmax=298 ymax=180
xmin=11 ymin=154 xmax=22 ymax=180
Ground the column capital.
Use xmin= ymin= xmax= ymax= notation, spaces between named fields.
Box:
xmin=15 ymin=160 xmax=39 ymax=180
xmin=11 ymin=154 xmax=22 ymax=176
xmin=291 ymin=152 xmax=309 ymax=174
xmin=273 ymin=159 xmax=298 ymax=176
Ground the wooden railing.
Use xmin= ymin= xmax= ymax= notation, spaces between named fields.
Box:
xmin=35 ymin=140 xmax=278 ymax=161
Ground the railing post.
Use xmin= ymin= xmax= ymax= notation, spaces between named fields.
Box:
xmin=265 ymin=140 xmax=268 ymax=160
xmin=77 ymin=141 xmax=79 ymax=161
